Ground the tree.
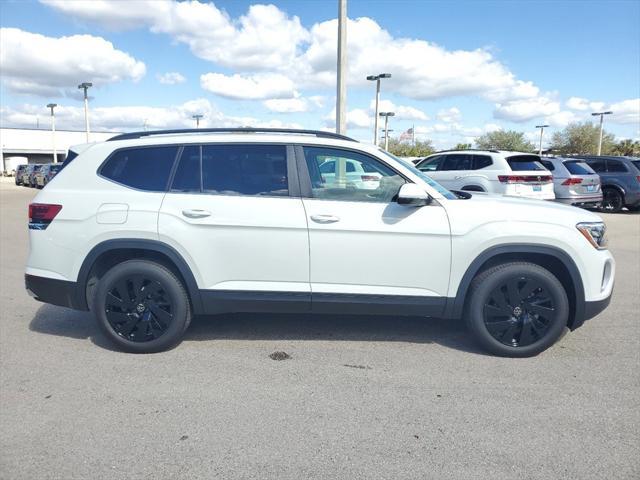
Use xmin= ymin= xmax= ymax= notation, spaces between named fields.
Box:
xmin=612 ymin=139 xmax=640 ymax=156
xmin=385 ymin=138 xmax=435 ymax=157
xmin=550 ymin=121 xmax=616 ymax=155
xmin=454 ymin=143 xmax=472 ymax=150
xmin=474 ymin=130 xmax=535 ymax=152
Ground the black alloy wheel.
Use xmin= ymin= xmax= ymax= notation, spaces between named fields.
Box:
xmin=105 ymin=275 xmax=173 ymax=343
xmin=465 ymin=262 xmax=569 ymax=357
xmin=601 ymin=188 xmax=624 ymax=213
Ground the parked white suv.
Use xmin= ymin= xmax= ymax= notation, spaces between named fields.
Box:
xmin=415 ymin=150 xmax=555 ymax=200
xmin=26 ymin=129 xmax=614 ymax=356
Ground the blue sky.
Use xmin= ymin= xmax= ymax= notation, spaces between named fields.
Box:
xmin=1 ymin=0 xmax=638 ymax=148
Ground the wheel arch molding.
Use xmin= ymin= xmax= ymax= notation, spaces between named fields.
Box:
xmin=77 ymin=239 xmax=204 ymax=314
xmin=444 ymin=244 xmax=586 ymax=329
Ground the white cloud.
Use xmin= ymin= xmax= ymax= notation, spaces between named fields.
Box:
xmin=0 ymin=98 xmax=302 ymax=131
xmin=0 ymin=27 xmax=145 ymax=97
xmin=324 ymin=108 xmax=371 ymax=129
xmin=608 ymin=98 xmax=640 ymax=125
xmin=370 ymin=99 xmax=429 ymax=121
xmin=436 ymin=107 xmax=461 ymax=123
xmin=263 ymin=97 xmax=309 ymax=113
xmin=156 ymin=72 xmax=186 ymax=85
xmin=565 ymin=96 xmax=605 ymax=112
xmin=200 ymin=73 xmax=296 ymax=100
xmin=493 ymin=96 xmax=560 ymax=122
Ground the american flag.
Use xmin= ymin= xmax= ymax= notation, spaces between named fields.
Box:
xmin=399 ymin=127 xmax=414 ymax=141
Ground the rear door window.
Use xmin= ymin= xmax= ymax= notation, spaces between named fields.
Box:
xmin=564 ymin=161 xmax=595 ymax=175
xmin=606 ymin=160 xmax=628 ymax=172
xmin=101 ymin=146 xmax=178 ymax=191
xmin=506 ymin=155 xmax=546 ymax=171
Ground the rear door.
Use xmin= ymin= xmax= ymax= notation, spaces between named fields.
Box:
xmin=298 ymin=145 xmax=451 ymax=314
xmin=436 ymin=154 xmax=472 ymax=190
xmin=158 ymin=143 xmax=310 ymax=310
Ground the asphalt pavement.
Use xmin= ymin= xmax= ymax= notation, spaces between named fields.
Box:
xmin=1 ymin=178 xmax=638 ymax=479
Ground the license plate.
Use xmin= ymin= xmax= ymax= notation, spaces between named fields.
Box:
xmin=587 ymin=185 xmax=595 ymax=192
xmin=533 ymin=185 xmax=541 ymax=192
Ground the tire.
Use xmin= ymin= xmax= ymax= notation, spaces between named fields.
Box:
xmin=92 ymin=260 xmax=192 ymax=353
xmin=600 ymin=188 xmax=624 ymax=213
xmin=465 ymin=262 xmax=569 ymax=357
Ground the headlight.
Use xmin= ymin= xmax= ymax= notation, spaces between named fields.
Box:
xmin=576 ymin=222 xmax=608 ymax=250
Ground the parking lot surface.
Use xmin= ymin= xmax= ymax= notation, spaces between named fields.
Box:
xmin=1 ymin=178 xmax=638 ymax=480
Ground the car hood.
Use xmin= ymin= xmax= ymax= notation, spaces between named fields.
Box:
xmin=442 ymin=191 xmax=603 ymax=233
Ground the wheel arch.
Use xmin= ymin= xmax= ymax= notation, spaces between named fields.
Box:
xmin=77 ymin=239 xmax=203 ymax=314
xmin=445 ymin=244 xmax=586 ymax=329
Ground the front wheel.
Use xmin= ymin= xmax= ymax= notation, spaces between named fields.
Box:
xmin=465 ymin=262 xmax=569 ymax=357
xmin=92 ymin=260 xmax=192 ymax=353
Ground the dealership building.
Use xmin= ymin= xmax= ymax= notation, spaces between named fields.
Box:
xmin=1 ymin=127 xmax=117 ymax=173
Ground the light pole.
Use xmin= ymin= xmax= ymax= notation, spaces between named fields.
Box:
xmin=591 ymin=111 xmax=613 ymax=156
xmin=192 ymin=114 xmax=203 ymax=128
xmin=77 ymin=82 xmax=92 ymax=142
xmin=47 ymin=103 xmax=57 ymax=163
xmin=535 ymin=124 xmax=549 ymax=156
xmin=379 ymin=112 xmax=395 ymax=151
xmin=336 ymin=0 xmax=347 ymax=135
xmin=366 ymin=73 xmax=391 ymax=146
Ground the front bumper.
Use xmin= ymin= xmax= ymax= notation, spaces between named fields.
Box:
xmin=25 ymin=274 xmax=86 ymax=310
xmin=583 ymin=292 xmax=613 ymax=322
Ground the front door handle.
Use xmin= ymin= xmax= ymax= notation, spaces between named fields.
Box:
xmin=182 ymin=209 xmax=211 ymax=219
xmin=310 ymin=214 xmax=340 ymax=224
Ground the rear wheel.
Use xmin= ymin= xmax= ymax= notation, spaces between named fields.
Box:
xmin=92 ymin=260 xmax=191 ymax=353
xmin=600 ymin=188 xmax=624 ymax=213
xmin=465 ymin=262 xmax=569 ymax=357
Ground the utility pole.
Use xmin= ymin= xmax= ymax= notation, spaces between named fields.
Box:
xmin=379 ymin=112 xmax=395 ymax=151
xmin=336 ymin=0 xmax=347 ymax=135
xmin=192 ymin=114 xmax=203 ymax=128
xmin=78 ymin=82 xmax=92 ymax=142
xmin=591 ymin=111 xmax=613 ymax=155
xmin=366 ymin=73 xmax=391 ymax=145
xmin=535 ymin=124 xmax=549 ymax=156
xmin=47 ymin=103 xmax=58 ymax=163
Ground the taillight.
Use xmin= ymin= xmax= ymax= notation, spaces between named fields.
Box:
xmin=561 ymin=178 xmax=583 ymax=186
xmin=29 ymin=203 xmax=62 ymax=230
xmin=361 ymin=175 xmax=379 ymax=182
xmin=498 ymin=175 xmax=553 ymax=184
xmin=636 ymin=176 xmax=640 ymax=183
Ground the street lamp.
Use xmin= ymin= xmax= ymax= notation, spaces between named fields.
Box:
xmin=379 ymin=112 xmax=395 ymax=151
xmin=336 ymin=0 xmax=347 ymax=135
xmin=535 ymin=124 xmax=549 ymax=156
xmin=591 ymin=111 xmax=613 ymax=156
xmin=46 ymin=103 xmax=57 ymax=163
xmin=366 ymin=73 xmax=392 ymax=145
xmin=192 ymin=114 xmax=203 ymax=128
xmin=77 ymin=82 xmax=93 ymax=142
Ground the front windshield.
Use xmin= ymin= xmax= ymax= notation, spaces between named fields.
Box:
xmin=379 ymin=149 xmax=458 ymax=200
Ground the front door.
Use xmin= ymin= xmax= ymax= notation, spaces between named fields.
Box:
xmin=297 ymin=146 xmax=451 ymax=315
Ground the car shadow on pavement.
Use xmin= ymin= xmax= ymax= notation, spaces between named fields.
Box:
xmin=29 ymin=304 xmax=484 ymax=355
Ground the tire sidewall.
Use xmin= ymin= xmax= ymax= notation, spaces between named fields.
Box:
xmin=92 ymin=260 xmax=190 ymax=353
xmin=602 ymin=188 xmax=623 ymax=213
xmin=467 ymin=264 xmax=569 ymax=357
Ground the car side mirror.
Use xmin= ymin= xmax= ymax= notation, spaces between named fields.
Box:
xmin=396 ymin=183 xmax=431 ymax=206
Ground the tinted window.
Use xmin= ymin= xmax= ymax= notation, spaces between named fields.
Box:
xmin=319 ymin=160 xmax=357 ymax=174
xmin=540 ymin=160 xmax=555 ymax=171
xmin=101 ymin=146 xmax=177 ymax=191
xmin=201 ymin=144 xmax=288 ymax=196
xmin=416 ymin=155 xmax=442 ymax=172
xmin=304 ymin=146 xmax=404 ymax=203
xmin=586 ymin=158 xmax=606 ymax=172
xmin=564 ymin=161 xmax=595 ymax=175
xmin=171 ymin=146 xmax=201 ymax=192
xmin=473 ymin=155 xmax=493 ymax=169
xmin=606 ymin=160 xmax=628 ymax=172
xmin=632 ymin=160 xmax=640 ymax=171
xmin=441 ymin=154 xmax=472 ymax=171
xmin=506 ymin=155 xmax=546 ymax=171
xmin=50 ymin=164 xmax=62 ymax=173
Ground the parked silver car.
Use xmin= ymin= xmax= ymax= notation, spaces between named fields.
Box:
xmin=539 ymin=157 xmax=602 ymax=207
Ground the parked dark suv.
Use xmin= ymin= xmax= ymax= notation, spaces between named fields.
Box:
xmin=572 ymin=156 xmax=640 ymax=212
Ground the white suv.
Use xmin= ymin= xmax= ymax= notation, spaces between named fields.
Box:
xmin=415 ymin=150 xmax=555 ymax=200
xmin=25 ymin=128 xmax=614 ymax=356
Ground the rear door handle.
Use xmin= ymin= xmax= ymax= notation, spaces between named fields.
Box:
xmin=182 ymin=209 xmax=211 ymax=219
xmin=310 ymin=214 xmax=340 ymax=224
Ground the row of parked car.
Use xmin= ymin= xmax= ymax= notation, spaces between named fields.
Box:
xmin=14 ymin=163 xmax=62 ymax=188
xmin=412 ymin=151 xmax=640 ymax=213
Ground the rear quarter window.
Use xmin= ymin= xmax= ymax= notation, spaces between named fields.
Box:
xmin=100 ymin=146 xmax=178 ymax=191
xmin=606 ymin=160 xmax=628 ymax=173
xmin=540 ymin=160 xmax=555 ymax=171
xmin=473 ymin=155 xmax=493 ymax=169
xmin=506 ymin=155 xmax=546 ymax=171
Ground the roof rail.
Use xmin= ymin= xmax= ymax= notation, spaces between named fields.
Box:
xmin=107 ymin=127 xmax=358 ymax=143
xmin=434 ymin=148 xmax=501 ymax=154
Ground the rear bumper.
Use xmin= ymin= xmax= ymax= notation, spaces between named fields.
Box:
xmin=555 ymin=194 xmax=603 ymax=205
xmin=25 ymin=274 xmax=87 ymax=310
